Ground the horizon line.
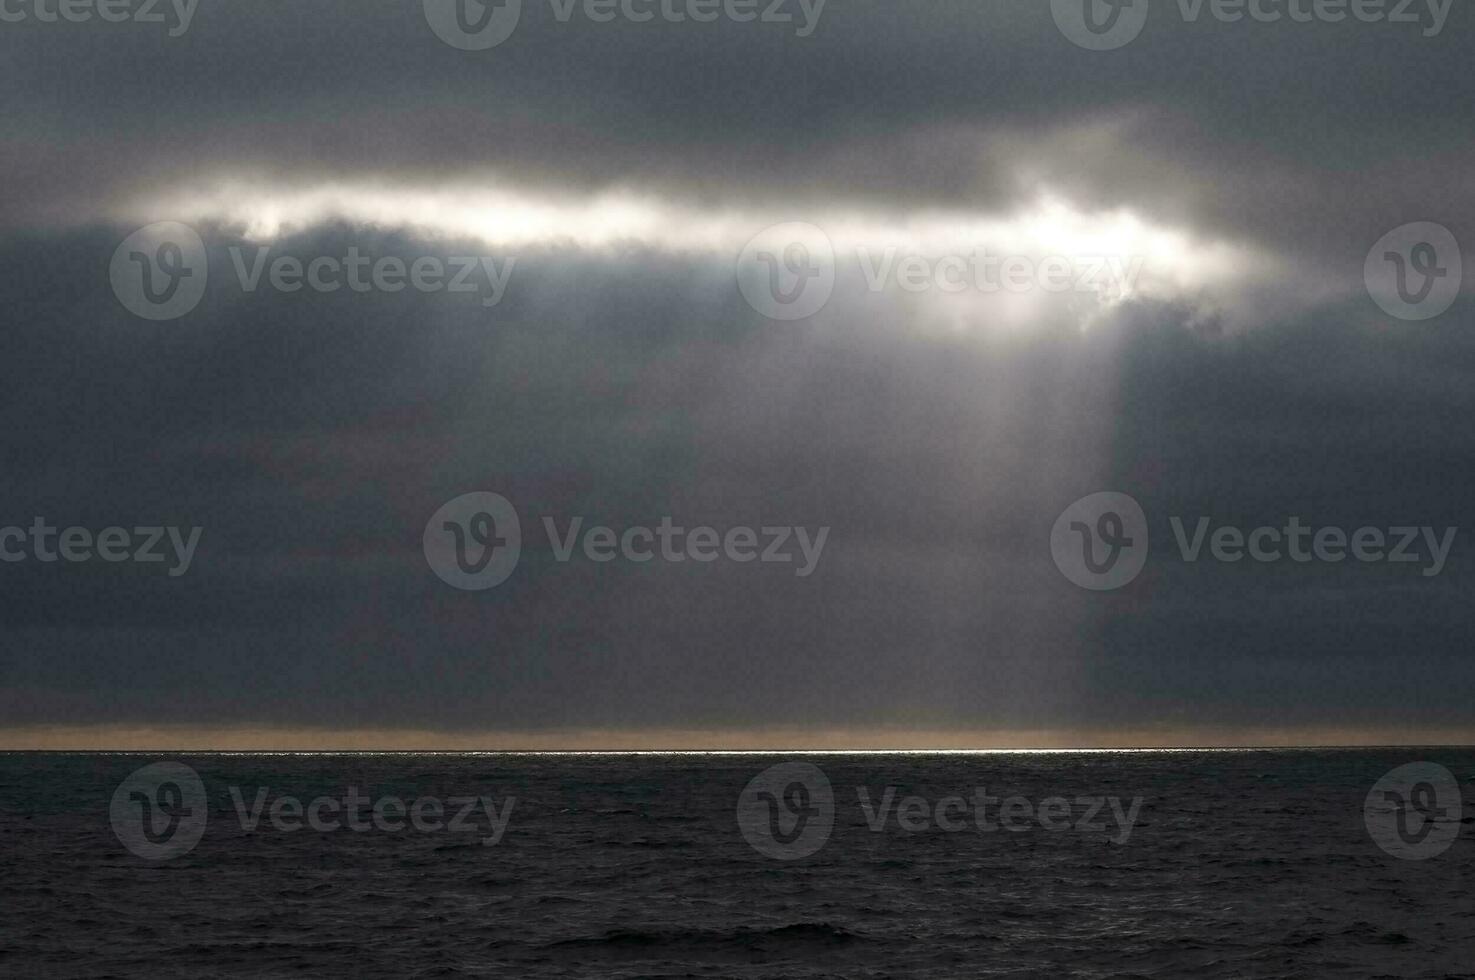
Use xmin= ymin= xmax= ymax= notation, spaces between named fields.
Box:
xmin=3 ymin=745 xmax=1474 ymax=756
xmin=4 ymin=724 xmax=1475 ymax=754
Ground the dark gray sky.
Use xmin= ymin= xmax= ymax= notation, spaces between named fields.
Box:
xmin=0 ymin=1 xmax=1470 ymax=747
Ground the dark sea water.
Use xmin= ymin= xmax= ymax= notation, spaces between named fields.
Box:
xmin=2 ymin=749 xmax=1473 ymax=978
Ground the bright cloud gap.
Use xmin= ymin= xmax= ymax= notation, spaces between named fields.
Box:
xmin=120 ymin=178 xmax=1273 ymax=325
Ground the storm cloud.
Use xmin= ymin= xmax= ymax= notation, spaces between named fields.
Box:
xmin=0 ymin=0 xmax=1470 ymax=746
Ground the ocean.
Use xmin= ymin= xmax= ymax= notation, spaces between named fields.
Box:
xmin=2 ymin=749 xmax=1472 ymax=977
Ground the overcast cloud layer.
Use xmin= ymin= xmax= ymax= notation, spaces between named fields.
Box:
xmin=0 ymin=1 xmax=1471 ymax=745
